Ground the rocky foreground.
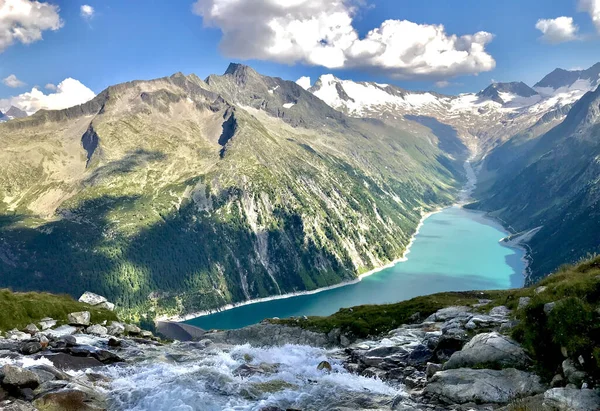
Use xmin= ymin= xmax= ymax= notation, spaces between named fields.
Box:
xmin=1 ymin=288 xmax=598 ymax=410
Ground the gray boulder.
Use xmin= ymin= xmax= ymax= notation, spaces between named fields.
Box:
xmin=78 ymin=291 xmax=107 ymax=306
xmin=6 ymin=329 xmax=30 ymax=341
xmin=19 ymin=342 xmax=43 ymax=355
xmin=543 ymin=388 xmax=600 ymax=410
xmin=124 ymin=324 xmax=141 ymax=335
xmin=23 ymin=324 xmax=39 ymax=334
xmin=562 ymin=359 xmax=587 ymax=386
xmin=517 ymin=297 xmax=531 ymax=310
xmin=544 ymin=302 xmax=556 ymax=314
xmin=86 ymin=324 xmax=108 ymax=336
xmin=46 ymin=325 xmax=78 ymax=338
xmin=489 ymin=305 xmax=510 ymax=317
xmin=425 ymin=306 xmax=471 ymax=322
xmin=444 ymin=332 xmax=530 ymax=370
xmin=424 ymin=368 xmax=545 ymax=404
xmin=208 ymin=323 xmax=330 ymax=347
xmin=96 ymin=301 xmax=115 ymax=311
xmin=38 ymin=318 xmax=57 ymax=330
xmin=1 ymin=365 xmax=40 ymax=388
xmin=67 ymin=311 xmax=90 ymax=326
xmin=106 ymin=321 xmax=125 ymax=336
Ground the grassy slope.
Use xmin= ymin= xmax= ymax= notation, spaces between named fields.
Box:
xmin=274 ymin=256 xmax=600 ymax=381
xmin=0 ymin=289 xmax=117 ymax=332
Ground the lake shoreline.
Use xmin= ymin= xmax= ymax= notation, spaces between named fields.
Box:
xmin=155 ymin=207 xmax=443 ymax=323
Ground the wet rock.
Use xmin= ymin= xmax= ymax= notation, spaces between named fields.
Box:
xmin=0 ymin=399 xmax=37 ymax=410
xmin=518 ymin=297 xmax=531 ymax=310
xmin=403 ymin=371 xmax=426 ymax=389
xmin=85 ymin=324 xmax=107 ymax=336
xmin=18 ymin=387 xmax=34 ymax=401
xmin=139 ymin=330 xmax=153 ymax=339
xmin=1 ymin=365 xmax=40 ymax=389
xmin=106 ymin=321 xmax=125 ymax=336
xmin=208 ymin=323 xmax=330 ymax=347
xmin=444 ymin=332 xmax=530 ymax=370
xmin=360 ymin=346 xmax=408 ymax=369
xmin=6 ymin=330 xmax=30 ymax=341
xmin=37 ymin=353 xmax=104 ymax=371
xmin=0 ymin=350 xmax=20 ymax=360
xmin=68 ymin=345 xmax=123 ymax=364
xmin=424 ymin=368 xmax=545 ymax=404
xmin=30 ymin=365 xmax=70 ymax=383
xmin=433 ymin=331 xmax=469 ymax=362
xmin=38 ymin=318 xmax=57 ymax=331
xmin=19 ymin=341 xmax=43 ymax=355
xmin=67 ymin=311 xmax=90 ymax=326
xmin=543 ymin=388 xmax=600 ymax=411
xmin=233 ymin=363 xmax=266 ymax=378
xmin=23 ymin=324 xmax=39 ymax=335
xmin=426 ymin=362 xmax=442 ymax=380
xmin=124 ymin=324 xmax=141 ymax=335
xmin=562 ymin=359 xmax=587 ymax=386
xmin=406 ymin=344 xmax=433 ymax=366
xmin=425 ymin=306 xmax=471 ymax=322
xmin=317 ymin=360 xmax=332 ymax=372
xmin=33 ymin=386 xmax=107 ymax=411
xmin=46 ymin=325 xmax=78 ymax=338
xmin=0 ymin=340 xmax=20 ymax=351
xmin=361 ymin=367 xmax=387 ymax=379
xmin=108 ymin=338 xmax=121 ymax=348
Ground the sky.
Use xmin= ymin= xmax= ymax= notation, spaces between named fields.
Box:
xmin=1 ymin=0 xmax=599 ymax=113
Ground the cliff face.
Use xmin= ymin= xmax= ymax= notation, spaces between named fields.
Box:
xmin=0 ymin=66 xmax=465 ymax=319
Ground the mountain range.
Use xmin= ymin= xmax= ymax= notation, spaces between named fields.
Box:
xmin=0 ymin=106 xmax=28 ymax=122
xmin=1 ymin=61 xmax=599 ymax=317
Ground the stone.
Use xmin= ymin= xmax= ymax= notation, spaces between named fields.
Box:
xmin=433 ymin=332 xmax=469 ymax=362
xmin=406 ymin=344 xmax=433 ymax=366
xmin=562 ymin=359 xmax=587 ymax=386
xmin=23 ymin=324 xmax=39 ymax=334
xmin=33 ymin=387 xmax=107 ymax=411
xmin=426 ymin=362 xmax=442 ymax=380
xmin=1 ymin=365 xmax=40 ymax=388
xmin=108 ymin=338 xmax=121 ymax=348
xmin=424 ymin=368 xmax=546 ymax=404
xmin=95 ymin=301 xmax=115 ymax=311
xmin=30 ymin=365 xmax=70 ymax=382
xmin=85 ymin=324 xmax=107 ymax=336
xmin=517 ymin=297 xmax=531 ymax=310
xmin=124 ymin=324 xmax=141 ymax=335
xmin=19 ymin=341 xmax=43 ymax=355
xmin=489 ymin=305 xmax=510 ymax=317
xmin=535 ymin=286 xmax=547 ymax=294
xmin=543 ymin=388 xmax=600 ymax=411
xmin=46 ymin=325 xmax=77 ymax=338
xmin=67 ymin=311 xmax=90 ymax=326
xmin=37 ymin=353 xmax=104 ymax=371
xmin=106 ymin=321 xmax=125 ymax=336
xmin=6 ymin=330 xmax=30 ymax=341
xmin=139 ymin=330 xmax=153 ymax=338
xmin=551 ymin=374 xmax=564 ymax=387
xmin=38 ymin=318 xmax=56 ymax=330
xmin=361 ymin=367 xmax=387 ymax=379
xmin=425 ymin=306 xmax=471 ymax=322
xmin=444 ymin=332 xmax=530 ymax=370
xmin=317 ymin=360 xmax=332 ymax=372
xmin=544 ymin=302 xmax=556 ymax=314
xmin=234 ymin=363 xmax=266 ymax=378
xmin=360 ymin=346 xmax=408 ymax=369
xmin=78 ymin=291 xmax=108 ymax=306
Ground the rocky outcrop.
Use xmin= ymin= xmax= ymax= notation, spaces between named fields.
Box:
xmin=424 ymin=368 xmax=546 ymax=404
xmin=543 ymin=388 xmax=600 ymax=410
xmin=207 ymin=323 xmax=331 ymax=347
xmin=443 ymin=332 xmax=530 ymax=370
xmin=67 ymin=311 xmax=90 ymax=326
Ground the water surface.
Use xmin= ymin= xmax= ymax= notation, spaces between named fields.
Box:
xmin=186 ymin=206 xmax=524 ymax=330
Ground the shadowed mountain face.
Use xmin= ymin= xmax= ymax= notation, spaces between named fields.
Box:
xmin=0 ymin=65 xmax=466 ymax=319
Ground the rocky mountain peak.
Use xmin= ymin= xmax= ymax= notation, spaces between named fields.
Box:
xmin=477 ymin=82 xmax=538 ymax=104
xmin=5 ymin=106 xmax=27 ymax=119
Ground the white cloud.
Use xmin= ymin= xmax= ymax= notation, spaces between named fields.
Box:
xmin=44 ymin=82 xmax=56 ymax=90
xmin=296 ymin=76 xmax=311 ymax=90
xmin=2 ymin=74 xmax=25 ymax=87
xmin=0 ymin=0 xmax=63 ymax=53
xmin=0 ymin=78 xmax=95 ymax=114
xmin=535 ymin=17 xmax=579 ymax=43
xmin=193 ymin=0 xmax=496 ymax=80
xmin=579 ymin=0 xmax=600 ymax=32
xmin=80 ymin=4 xmax=94 ymax=19
xmin=435 ymin=80 xmax=450 ymax=88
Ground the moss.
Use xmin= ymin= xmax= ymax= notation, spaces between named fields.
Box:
xmin=0 ymin=289 xmax=118 ymax=332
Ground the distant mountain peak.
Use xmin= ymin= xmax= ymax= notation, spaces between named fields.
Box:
xmin=477 ymin=82 xmax=538 ymax=104
xmin=534 ymin=62 xmax=600 ymax=90
xmin=6 ymin=106 xmax=27 ymax=119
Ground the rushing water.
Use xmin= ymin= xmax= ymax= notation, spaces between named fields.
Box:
xmin=187 ymin=205 xmax=525 ymax=331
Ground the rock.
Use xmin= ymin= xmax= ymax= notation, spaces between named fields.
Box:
xmin=19 ymin=341 xmax=43 ymax=355
xmin=37 ymin=353 xmax=105 ymax=371
xmin=207 ymin=323 xmax=330 ymax=347
xmin=108 ymin=338 xmax=121 ymax=348
xmin=424 ymin=368 xmax=546 ymax=404
xmin=47 ymin=325 xmax=78 ymax=339
xmin=489 ymin=305 xmax=510 ymax=317
xmin=139 ymin=330 xmax=153 ymax=339
xmin=340 ymin=334 xmax=351 ymax=347
xmin=30 ymin=365 xmax=70 ymax=382
xmin=233 ymin=363 xmax=266 ymax=378
xmin=360 ymin=346 xmax=408 ymax=369
xmin=0 ymin=399 xmax=37 ymax=410
xmin=106 ymin=321 xmax=125 ymax=336
xmin=551 ymin=374 xmax=564 ymax=387
xmin=433 ymin=332 xmax=469 ymax=362
xmin=1 ymin=365 xmax=40 ymax=388
xmin=543 ymin=388 xmax=600 ymax=411
xmin=68 ymin=345 xmax=123 ymax=364
xmin=535 ymin=286 xmax=547 ymax=294
xmin=67 ymin=311 xmax=90 ymax=326
xmin=317 ymin=360 xmax=332 ymax=372
xmin=38 ymin=318 xmax=56 ymax=331
xmin=406 ymin=344 xmax=433 ymax=366
xmin=95 ymin=301 xmax=115 ymax=311
xmin=562 ymin=359 xmax=587 ymax=386
xmin=425 ymin=306 xmax=471 ymax=322
xmin=544 ymin=302 xmax=556 ymax=314
xmin=361 ymin=367 xmax=387 ymax=379
xmin=6 ymin=330 xmax=30 ymax=341
xmin=78 ymin=291 xmax=107 ymax=306
xmin=517 ymin=297 xmax=531 ymax=310
xmin=85 ymin=324 xmax=107 ymax=336
xmin=23 ymin=324 xmax=39 ymax=334
xmin=444 ymin=332 xmax=530 ymax=370
xmin=124 ymin=324 xmax=141 ymax=335
xmin=426 ymin=363 xmax=442 ymax=380
xmin=59 ymin=335 xmax=77 ymax=347
xmin=33 ymin=387 xmax=107 ymax=411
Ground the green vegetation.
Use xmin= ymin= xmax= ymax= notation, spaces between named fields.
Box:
xmin=0 ymin=289 xmax=117 ymax=332
xmin=275 ymin=256 xmax=600 ymax=383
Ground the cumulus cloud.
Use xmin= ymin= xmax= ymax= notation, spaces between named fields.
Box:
xmin=2 ymin=74 xmax=25 ymax=87
xmin=80 ymin=4 xmax=94 ymax=19
xmin=296 ymin=76 xmax=311 ymax=90
xmin=535 ymin=17 xmax=579 ymax=43
xmin=44 ymin=82 xmax=56 ymax=90
xmin=579 ymin=0 xmax=600 ymax=32
xmin=435 ymin=80 xmax=450 ymax=88
xmin=0 ymin=0 xmax=63 ymax=53
xmin=0 ymin=78 xmax=95 ymax=114
xmin=192 ymin=0 xmax=496 ymax=80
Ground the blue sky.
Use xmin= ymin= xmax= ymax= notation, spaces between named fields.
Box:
xmin=1 ymin=0 xmax=599 ymax=110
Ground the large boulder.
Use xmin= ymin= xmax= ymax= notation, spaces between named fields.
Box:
xmin=424 ymin=368 xmax=546 ymax=404
xmin=46 ymin=325 xmax=78 ymax=338
xmin=38 ymin=318 xmax=57 ymax=331
xmin=78 ymin=292 xmax=107 ymax=306
xmin=1 ymin=365 xmax=40 ymax=389
xmin=106 ymin=321 xmax=125 ymax=336
xmin=444 ymin=332 xmax=530 ymax=370
xmin=425 ymin=306 xmax=471 ymax=323
xmin=543 ymin=388 xmax=600 ymax=411
xmin=67 ymin=311 xmax=90 ymax=326
xmin=37 ymin=353 xmax=104 ymax=371
xmin=6 ymin=329 xmax=30 ymax=341
xmin=85 ymin=324 xmax=107 ymax=336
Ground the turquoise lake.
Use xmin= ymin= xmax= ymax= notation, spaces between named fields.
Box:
xmin=186 ymin=206 xmax=525 ymax=330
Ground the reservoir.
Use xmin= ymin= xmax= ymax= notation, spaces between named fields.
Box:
xmin=186 ymin=206 xmax=525 ymax=330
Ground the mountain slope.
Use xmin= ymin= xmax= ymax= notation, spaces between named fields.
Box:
xmin=469 ymin=85 xmax=600 ymax=280
xmin=0 ymin=65 xmax=465 ymax=320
